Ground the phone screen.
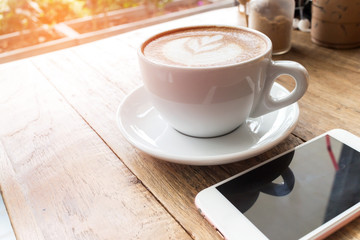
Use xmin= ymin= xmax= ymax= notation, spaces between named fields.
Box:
xmin=216 ymin=135 xmax=360 ymax=240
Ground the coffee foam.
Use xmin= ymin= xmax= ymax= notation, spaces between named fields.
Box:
xmin=143 ymin=27 xmax=267 ymax=67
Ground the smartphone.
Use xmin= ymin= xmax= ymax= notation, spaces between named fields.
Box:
xmin=195 ymin=129 xmax=360 ymax=240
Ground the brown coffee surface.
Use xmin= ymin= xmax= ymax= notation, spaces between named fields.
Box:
xmin=143 ymin=26 xmax=267 ymax=67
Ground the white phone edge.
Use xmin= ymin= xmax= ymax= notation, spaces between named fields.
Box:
xmin=195 ymin=129 xmax=360 ymax=240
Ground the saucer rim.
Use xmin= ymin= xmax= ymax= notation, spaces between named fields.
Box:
xmin=116 ymin=84 xmax=299 ymax=165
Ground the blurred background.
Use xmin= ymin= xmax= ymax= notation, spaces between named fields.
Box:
xmin=0 ymin=0 xmax=312 ymax=57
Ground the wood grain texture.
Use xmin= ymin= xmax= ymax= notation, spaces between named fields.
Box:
xmin=0 ymin=6 xmax=359 ymax=240
xmin=0 ymin=60 xmax=191 ymax=239
xmin=0 ymin=142 xmax=45 ymax=240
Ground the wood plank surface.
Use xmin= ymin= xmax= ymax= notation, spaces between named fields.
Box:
xmin=0 ymin=6 xmax=359 ymax=240
xmin=0 ymin=142 xmax=45 ymax=240
xmin=0 ymin=60 xmax=191 ymax=239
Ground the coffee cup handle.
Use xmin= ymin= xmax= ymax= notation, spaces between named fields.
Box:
xmin=250 ymin=60 xmax=309 ymax=118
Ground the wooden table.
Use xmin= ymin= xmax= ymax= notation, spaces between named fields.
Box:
xmin=0 ymin=7 xmax=359 ymax=240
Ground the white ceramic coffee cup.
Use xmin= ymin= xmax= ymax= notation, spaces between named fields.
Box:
xmin=138 ymin=25 xmax=308 ymax=138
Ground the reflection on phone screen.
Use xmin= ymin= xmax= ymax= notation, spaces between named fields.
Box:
xmin=217 ymin=135 xmax=360 ymax=240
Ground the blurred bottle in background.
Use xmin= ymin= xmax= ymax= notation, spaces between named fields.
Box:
xmin=248 ymin=0 xmax=295 ymax=55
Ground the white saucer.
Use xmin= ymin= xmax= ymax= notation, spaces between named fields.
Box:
xmin=116 ymin=83 xmax=299 ymax=165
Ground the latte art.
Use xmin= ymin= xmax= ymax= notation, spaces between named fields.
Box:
xmin=185 ymin=35 xmax=224 ymax=54
xmin=143 ymin=27 xmax=268 ymax=67
xmin=163 ymin=35 xmax=244 ymax=66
